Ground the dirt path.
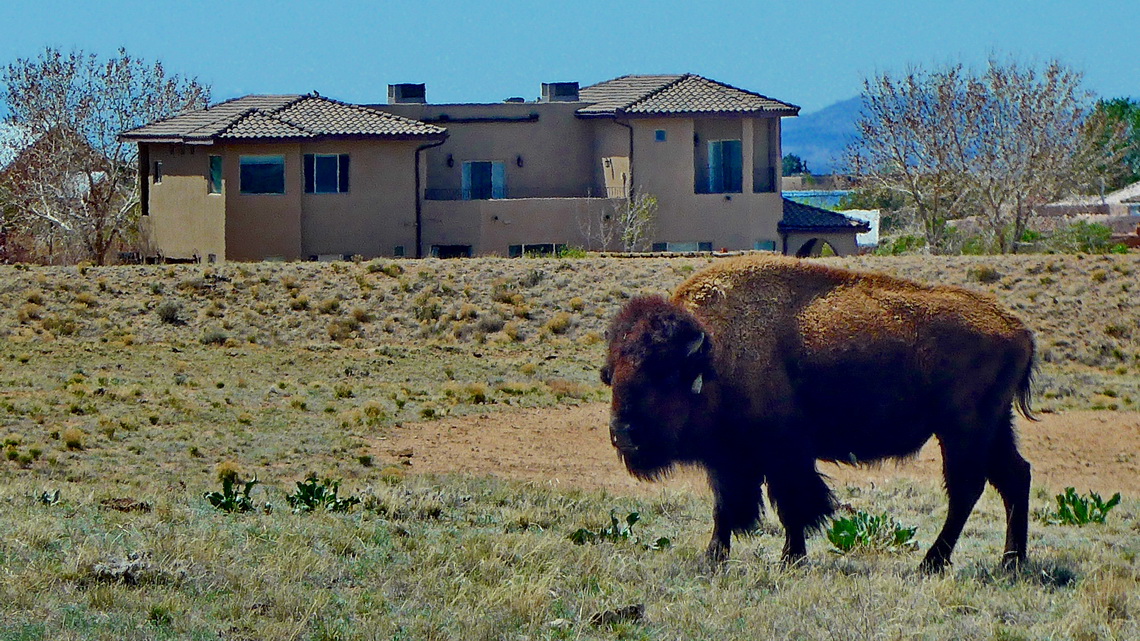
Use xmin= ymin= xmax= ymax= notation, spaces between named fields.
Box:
xmin=372 ymin=404 xmax=1140 ymax=496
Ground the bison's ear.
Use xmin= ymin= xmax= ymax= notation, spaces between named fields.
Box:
xmin=600 ymin=364 xmax=613 ymax=386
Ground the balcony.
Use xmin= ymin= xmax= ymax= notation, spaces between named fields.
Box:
xmin=753 ymin=166 xmax=777 ymax=193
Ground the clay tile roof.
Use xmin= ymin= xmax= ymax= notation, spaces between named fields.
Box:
xmin=218 ymin=110 xmax=315 ymax=139
xmin=577 ymin=75 xmax=683 ymax=115
xmin=578 ymin=74 xmax=798 ymax=117
xmin=779 ymin=198 xmax=871 ymax=232
xmin=120 ymin=95 xmax=303 ymax=141
xmin=121 ymin=94 xmax=445 ymax=143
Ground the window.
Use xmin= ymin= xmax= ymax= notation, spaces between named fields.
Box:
xmin=304 ymin=154 xmax=350 ymax=194
xmin=462 ymin=161 xmax=506 ymax=200
xmin=239 ymin=155 xmax=285 ymax=194
xmin=753 ymin=240 xmax=777 ymax=252
xmin=651 ymin=241 xmax=713 ymax=253
xmin=208 ymin=156 xmax=223 ymax=194
xmin=393 ymin=245 xmax=405 ymax=258
xmin=707 ymin=139 xmax=743 ymax=193
xmin=654 ymin=129 xmax=667 ymax=142
xmin=431 ymin=245 xmax=473 ymax=258
xmin=508 ymin=243 xmax=565 ymax=258
xmin=153 ymin=161 xmax=163 ymax=184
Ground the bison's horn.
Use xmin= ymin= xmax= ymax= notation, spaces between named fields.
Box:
xmin=691 ymin=374 xmax=703 ymax=395
xmin=686 ymin=332 xmax=705 ymax=357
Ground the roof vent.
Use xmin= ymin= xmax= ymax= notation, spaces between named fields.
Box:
xmin=541 ymin=82 xmax=579 ymax=102
xmin=388 ymin=83 xmax=426 ymax=104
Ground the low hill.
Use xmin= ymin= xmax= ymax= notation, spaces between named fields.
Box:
xmin=782 ymin=96 xmax=861 ymax=175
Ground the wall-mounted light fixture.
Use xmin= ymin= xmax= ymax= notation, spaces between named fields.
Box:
xmin=516 ymin=155 xmax=524 ymax=168
xmin=446 ymin=153 xmax=454 ymax=168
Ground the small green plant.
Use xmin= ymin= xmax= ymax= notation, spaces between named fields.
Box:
xmin=967 ymin=265 xmax=1002 ymax=284
xmin=204 ymin=476 xmax=259 ymax=513
xmin=286 ymin=475 xmax=361 ymax=513
xmin=156 ymin=301 xmax=184 ymax=325
xmin=570 ymin=510 xmax=671 ymax=550
xmin=826 ymin=510 xmax=917 ymax=554
xmin=1043 ymin=487 xmax=1121 ymax=526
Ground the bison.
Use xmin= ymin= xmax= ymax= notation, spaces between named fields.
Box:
xmin=601 ymin=255 xmax=1035 ymax=571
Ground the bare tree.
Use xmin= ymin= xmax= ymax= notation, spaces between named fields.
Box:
xmin=844 ymin=65 xmax=974 ymax=251
xmin=1 ymin=47 xmax=209 ymax=264
xmin=576 ymin=190 xmax=658 ymax=252
xmin=576 ymin=201 xmax=618 ymax=251
xmin=845 ymin=57 xmax=1123 ymax=253
xmin=616 ymin=191 xmax=658 ymax=252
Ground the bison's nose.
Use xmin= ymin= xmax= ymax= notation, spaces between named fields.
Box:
xmin=609 ymin=419 xmax=638 ymax=451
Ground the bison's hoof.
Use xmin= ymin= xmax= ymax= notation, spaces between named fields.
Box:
xmin=1000 ymin=552 xmax=1026 ymax=573
xmin=704 ymin=543 xmax=728 ymax=570
xmin=918 ymin=555 xmax=950 ymax=575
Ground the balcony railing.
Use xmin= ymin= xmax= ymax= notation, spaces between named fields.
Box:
xmin=424 ymin=184 xmax=625 ymax=201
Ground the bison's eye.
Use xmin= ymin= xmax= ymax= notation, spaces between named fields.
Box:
xmin=600 ymin=365 xmax=613 ymax=386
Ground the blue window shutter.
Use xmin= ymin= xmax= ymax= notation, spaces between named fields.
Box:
xmin=491 ymin=162 xmax=506 ymax=199
xmin=303 ymin=154 xmax=315 ymax=193
xmin=708 ymin=141 xmax=723 ymax=192
xmin=338 ymin=154 xmax=350 ymax=193
xmin=461 ymin=162 xmax=472 ymax=200
xmin=725 ymin=140 xmax=742 ymax=192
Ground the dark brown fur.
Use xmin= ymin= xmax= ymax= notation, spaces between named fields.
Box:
xmin=602 ymin=255 xmax=1035 ymax=571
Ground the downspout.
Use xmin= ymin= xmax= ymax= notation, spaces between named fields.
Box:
xmin=414 ymin=136 xmax=448 ymax=259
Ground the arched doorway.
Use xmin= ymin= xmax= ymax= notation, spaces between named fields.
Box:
xmin=794 ymin=238 xmax=838 ymax=258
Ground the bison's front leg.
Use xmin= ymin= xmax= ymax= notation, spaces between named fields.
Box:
xmin=705 ymin=518 xmax=731 ymax=567
xmin=705 ymin=468 xmax=764 ymax=568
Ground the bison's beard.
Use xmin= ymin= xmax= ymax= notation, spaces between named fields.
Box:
xmin=615 ymin=445 xmax=677 ymax=481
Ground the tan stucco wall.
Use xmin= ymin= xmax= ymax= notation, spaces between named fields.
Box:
xmin=630 ymin=118 xmax=783 ymax=251
xmin=386 ymin=102 xmax=596 ymax=199
xmin=223 ymin=143 xmax=303 ymax=261
xmin=297 ymin=139 xmax=419 ymax=258
xmin=145 ymin=139 xmax=421 ymax=262
xmin=144 ymin=143 xmax=226 ymax=261
xmin=783 ymin=231 xmax=860 ymax=257
xmin=423 ymin=198 xmax=624 ymax=255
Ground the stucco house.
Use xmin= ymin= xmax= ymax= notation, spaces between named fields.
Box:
xmin=120 ymin=74 xmax=867 ymax=262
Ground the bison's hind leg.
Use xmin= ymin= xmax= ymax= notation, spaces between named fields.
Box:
xmin=986 ymin=416 xmax=1031 ymax=570
xmin=920 ymin=434 xmax=989 ymax=574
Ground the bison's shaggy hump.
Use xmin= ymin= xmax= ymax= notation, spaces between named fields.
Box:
xmin=604 ymin=253 xmax=1036 ymax=571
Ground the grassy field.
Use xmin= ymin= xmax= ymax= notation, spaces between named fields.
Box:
xmin=0 ymin=254 xmax=1137 ymax=640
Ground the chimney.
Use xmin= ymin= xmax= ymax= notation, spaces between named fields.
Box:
xmin=388 ymin=83 xmax=427 ymax=104
xmin=540 ymin=82 xmax=579 ymax=102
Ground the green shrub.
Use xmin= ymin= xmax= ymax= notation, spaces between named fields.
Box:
xmin=156 ymin=301 xmax=184 ymax=325
xmin=967 ymin=265 xmax=1001 ymax=284
xmin=1047 ymin=221 xmax=1116 ymax=254
xmin=826 ymin=510 xmax=917 ymax=554
xmin=570 ymin=509 xmax=671 ymax=550
xmin=1043 ymin=487 xmax=1121 ymax=525
xmin=200 ymin=328 xmax=228 ymax=346
xmin=874 ymin=234 xmax=926 ymax=256
xmin=286 ymin=475 xmax=361 ymax=513
xmin=204 ymin=476 xmax=259 ymax=513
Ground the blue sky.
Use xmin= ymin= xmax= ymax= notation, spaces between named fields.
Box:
xmin=1 ymin=0 xmax=1136 ymax=114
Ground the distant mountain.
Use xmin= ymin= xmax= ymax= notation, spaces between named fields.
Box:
xmin=782 ymin=97 xmax=861 ymax=175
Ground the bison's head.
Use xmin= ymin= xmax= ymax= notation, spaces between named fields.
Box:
xmin=601 ymin=296 xmax=715 ymax=479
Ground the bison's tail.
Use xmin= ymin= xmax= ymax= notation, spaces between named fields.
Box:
xmin=1015 ymin=340 xmax=1038 ymax=422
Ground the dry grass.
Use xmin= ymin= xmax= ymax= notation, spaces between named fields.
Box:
xmin=0 ymin=253 xmax=1137 ymax=639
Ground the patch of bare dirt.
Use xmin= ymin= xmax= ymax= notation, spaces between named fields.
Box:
xmin=372 ymin=404 xmax=1140 ymax=496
